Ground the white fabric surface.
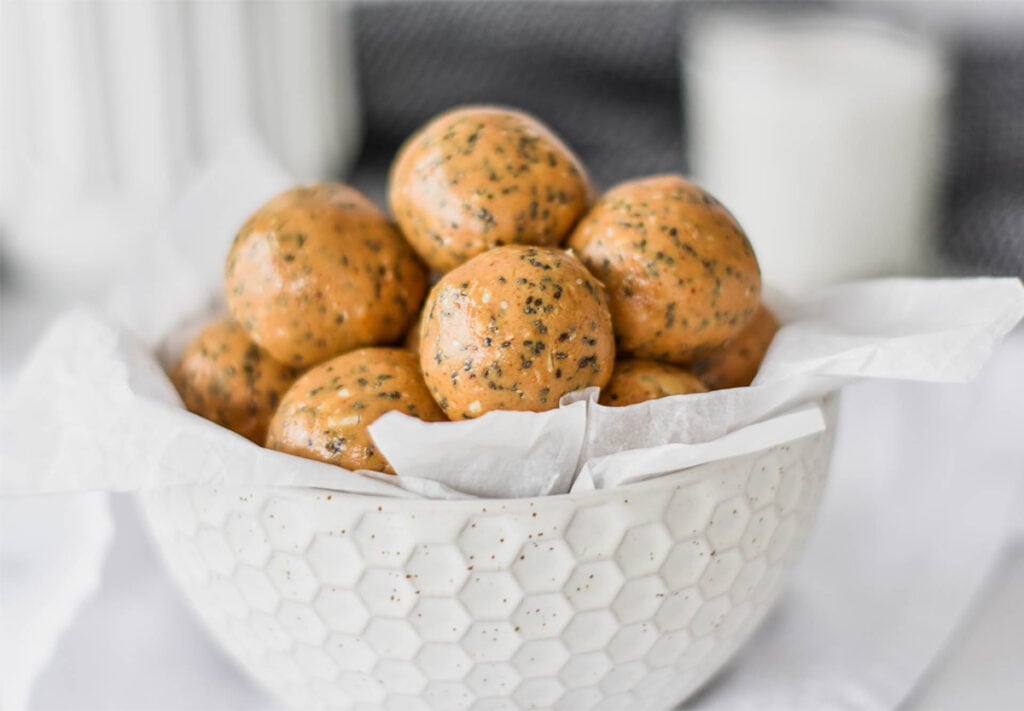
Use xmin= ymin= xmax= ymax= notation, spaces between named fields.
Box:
xmin=692 ymin=333 xmax=1024 ymax=709
xmin=0 ymin=493 xmax=113 ymax=711
xmin=3 ymin=280 xmax=1022 ymax=708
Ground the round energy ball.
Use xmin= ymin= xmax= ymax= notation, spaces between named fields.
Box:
xmin=568 ymin=174 xmax=761 ymax=364
xmin=420 ymin=245 xmax=615 ymax=419
xmin=693 ymin=304 xmax=779 ymax=390
xmin=389 ymin=105 xmax=593 ymax=273
xmin=403 ymin=308 xmax=424 ymax=354
xmin=225 ymin=183 xmax=427 ymax=368
xmin=171 ymin=318 xmax=300 ymax=444
xmin=598 ymin=359 xmax=706 ymax=407
xmin=266 ymin=348 xmax=446 ymax=473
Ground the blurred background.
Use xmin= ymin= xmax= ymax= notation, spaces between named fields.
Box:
xmin=1 ymin=0 xmax=1023 ymax=304
xmin=1 ymin=1 xmax=1023 ymax=710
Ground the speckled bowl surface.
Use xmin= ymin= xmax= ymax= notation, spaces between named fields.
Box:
xmin=139 ymin=399 xmax=835 ymax=711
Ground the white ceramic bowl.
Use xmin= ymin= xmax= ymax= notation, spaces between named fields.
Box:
xmin=139 ymin=399 xmax=835 ymax=710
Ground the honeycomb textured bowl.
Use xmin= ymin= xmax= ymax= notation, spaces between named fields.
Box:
xmin=139 ymin=404 xmax=835 ymax=711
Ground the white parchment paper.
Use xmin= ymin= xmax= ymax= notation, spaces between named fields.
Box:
xmin=1 ymin=136 xmax=1021 ymax=499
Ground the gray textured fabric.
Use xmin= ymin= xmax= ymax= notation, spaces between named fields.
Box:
xmin=350 ymin=1 xmax=1023 ymax=277
xmin=941 ymin=36 xmax=1024 ymax=276
xmin=351 ymin=1 xmax=686 ymax=196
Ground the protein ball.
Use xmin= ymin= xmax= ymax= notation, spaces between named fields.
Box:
xmin=568 ymin=174 xmax=761 ymax=364
xmin=598 ymin=359 xmax=706 ymax=407
xmin=693 ymin=304 xmax=779 ymax=390
xmin=420 ymin=245 xmax=615 ymax=418
xmin=403 ymin=308 xmax=424 ymax=354
xmin=225 ymin=183 xmax=427 ymax=367
xmin=171 ymin=318 xmax=300 ymax=444
xmin=389 ymin=105 xmax=593 ymax=273
xmin=266 ymin=348 xmax=446 ymax=473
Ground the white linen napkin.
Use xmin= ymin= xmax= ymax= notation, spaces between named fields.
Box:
xmin=690 ymin=330 xmax=1024 ymax=709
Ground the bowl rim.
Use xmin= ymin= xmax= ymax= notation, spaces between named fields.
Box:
xmin=211 ymin=423 xmax=829 ymax=514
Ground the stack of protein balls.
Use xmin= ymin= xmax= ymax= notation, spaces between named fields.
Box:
xmin=172 ymin=106 xmax=778 ymax=475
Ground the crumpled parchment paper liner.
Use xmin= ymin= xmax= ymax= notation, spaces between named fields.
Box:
xmin=559 ymin=277 xmax=1024 ymax=464
xmin=571 ymin=402 xmax=826 ymax=491
xmin=0 ymin=309 xmax=425 ymax=497
xmin=2 ymin=133 xmax=1021 ymax=499
xmin=368 ymin=399 xmax=588 ymax=498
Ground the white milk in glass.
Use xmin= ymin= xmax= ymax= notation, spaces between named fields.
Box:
xmin=685 ymin=14 xmax=948 ymax=295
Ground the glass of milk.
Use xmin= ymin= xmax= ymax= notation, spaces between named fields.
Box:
xmin=684 ymin=12 xmax=949 ymax=296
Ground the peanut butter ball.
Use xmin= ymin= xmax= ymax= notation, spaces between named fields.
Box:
xmin=225 ymin=183 xmax=427 ymax=367
xmin=171 ymin=318 xmax=300 ymax=443
xmin=598 ymin=359 xmax=706 ymax=407
xmin=693 ymin=304 xmax=779 ymax=389
xmin=568 ymin=174 xmax=761 ymax=364
xmin=420 ymin=245 xmax=615 ymax=419
xmin=266 ymin=348 xmax=446 ymax=473
xmin=403 ymin=308 xmax=424 ymax=354
xmin=389 ymin=106 xmax=593 ymax=273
